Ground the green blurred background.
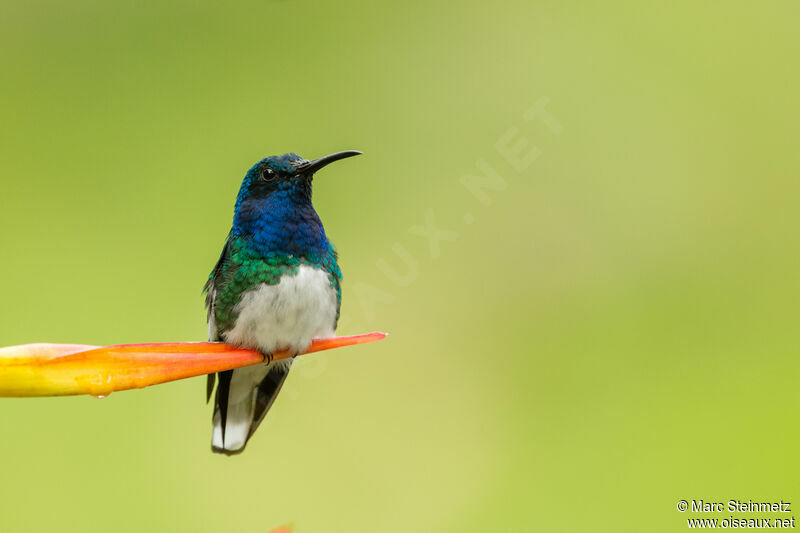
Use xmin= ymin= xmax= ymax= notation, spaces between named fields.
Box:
xmin=1 ymin=1 xmax=799 ymax=531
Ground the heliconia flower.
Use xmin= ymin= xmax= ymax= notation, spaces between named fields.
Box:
xmin=0 ymin=333 xmax=386 ymax=398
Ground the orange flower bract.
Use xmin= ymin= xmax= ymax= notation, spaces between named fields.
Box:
xmin=0 ymin=333 xmax=386 ymax=397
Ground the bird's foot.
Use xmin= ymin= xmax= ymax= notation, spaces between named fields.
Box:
xmin=260 ymin=351 xmax=274 ymax=364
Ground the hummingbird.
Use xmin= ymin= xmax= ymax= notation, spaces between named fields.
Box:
xmin=204 ymin=150 xmax=361 ymax=455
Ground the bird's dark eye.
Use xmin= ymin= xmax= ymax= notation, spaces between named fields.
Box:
xmin=260 ymin=168 xmax=276 ymax=182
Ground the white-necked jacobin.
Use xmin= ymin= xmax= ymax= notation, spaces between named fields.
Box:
xmin=204 ymin=150 xmax=361 ymax=455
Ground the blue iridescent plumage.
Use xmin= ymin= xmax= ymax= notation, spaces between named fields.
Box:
xmin=233 ymin=155 xmax=332 ymax=260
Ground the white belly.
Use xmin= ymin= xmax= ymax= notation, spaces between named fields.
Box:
xmin=222 ymin=264 xmax=338 ymax=355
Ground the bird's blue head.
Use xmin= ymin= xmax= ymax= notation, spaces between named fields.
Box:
xmin=231 ymin=150 xmax=361 ymax=257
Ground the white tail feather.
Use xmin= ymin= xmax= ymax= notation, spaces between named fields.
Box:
xmin=211 ymin=365 xmax=271 ymax=453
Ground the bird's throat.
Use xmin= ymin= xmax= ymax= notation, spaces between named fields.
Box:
xmin=232 ymin=186 xmax=328 ymax=259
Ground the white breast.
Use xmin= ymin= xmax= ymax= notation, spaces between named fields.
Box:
xmin=222 ymin=264 xmax=338 ymax=355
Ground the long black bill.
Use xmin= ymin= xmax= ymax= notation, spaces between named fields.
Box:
xmin=300 ymin=150 xmax=362 ymax=174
